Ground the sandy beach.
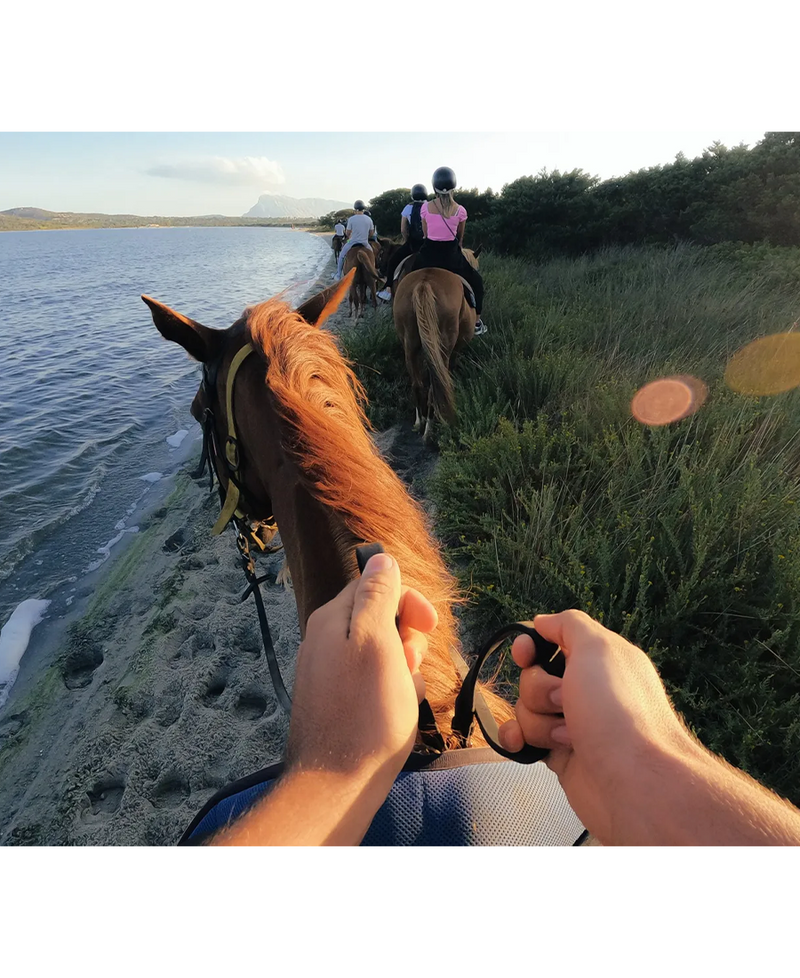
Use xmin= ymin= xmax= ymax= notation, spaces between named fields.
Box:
xmin=0 ymin=246 xmax=416 ymax=846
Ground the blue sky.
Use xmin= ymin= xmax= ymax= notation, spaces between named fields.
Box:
xmin=0 ymin=131 xmax=769 ymax=217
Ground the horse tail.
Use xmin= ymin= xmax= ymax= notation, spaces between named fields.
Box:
xmin=412 ymin=280 xmax=456 ymax=422
xmin=356 ymin=247 xmax=376 ymax=278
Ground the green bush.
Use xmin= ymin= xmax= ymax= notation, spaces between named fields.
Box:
xmin=341 ymin=243 xmax=800 ymax=804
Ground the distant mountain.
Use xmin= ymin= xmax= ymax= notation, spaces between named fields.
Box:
xmin=244 ymin=194 xmax=351 ymax=220
xmin=0 ymin=206 xmax=321 ymax=232
xmin=2 ymin=206 xmax=56 ymax=219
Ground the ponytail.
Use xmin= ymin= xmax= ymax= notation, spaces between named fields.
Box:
xmin=435 ymin=189 xmax=457 ymax=218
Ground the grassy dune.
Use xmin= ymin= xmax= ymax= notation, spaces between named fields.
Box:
xmin=340 ymin=243 xmax=800 ymax=804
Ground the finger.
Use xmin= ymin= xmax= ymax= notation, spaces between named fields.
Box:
xmin=401 ymin=628 xmax=427 ymax=674
xmin=397 ymin=586 xmax=438 ymax=634
xmin=519 ymin=666 xmax=563 ymax=715
xmin=498 ymin=718 xmax=525 ymax=753
xmin=350 ymin=552 xmax=402 ymax=642
xmin=511 ymin=633 xmax=535 ymax=668
xmin=514 ymin=700 xmax=572 ymax=751
xmin=533 ymin=609 xmax=606 ymax=657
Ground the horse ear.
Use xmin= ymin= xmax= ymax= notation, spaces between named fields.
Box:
xmin=473 ymin=243 xmax=483 ymax=258
xmin=295 ymin=269 xmax=356 ymax=328
xmin=142 ymin=295 xmax=224 ymax=362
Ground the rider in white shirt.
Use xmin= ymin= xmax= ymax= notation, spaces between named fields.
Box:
xmin=335 ymin=201 xmax=375 ymax=280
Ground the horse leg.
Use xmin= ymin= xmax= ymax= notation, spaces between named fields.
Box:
xmin=423 ymin=383 xmax=437 ymax=446
xmin=406 ymin=348 xmax=426 ymax=432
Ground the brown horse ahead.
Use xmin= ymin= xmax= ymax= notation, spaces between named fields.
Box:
xmin=142 ymin=273 xmax=513 ymax=747
xmin=393 ymin=247 xmax=481 ymax=444
xmin=342 ymin=244 xmax=380 ymax=318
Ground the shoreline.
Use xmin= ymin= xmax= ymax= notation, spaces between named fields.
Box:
xmin=0 ymin=223 xmax=325 ymax=234
xmin=0 ymin=247 xmax=344 ymax=845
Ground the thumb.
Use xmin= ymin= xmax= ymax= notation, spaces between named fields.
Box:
xmin=350 ymin=552 xmax=401 ymax=641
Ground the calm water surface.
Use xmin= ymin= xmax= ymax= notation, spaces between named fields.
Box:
xmin=0 ymin=226 xmax=330 ymax=631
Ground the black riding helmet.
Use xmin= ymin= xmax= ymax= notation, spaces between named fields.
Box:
xmin=353 ymin=199 xmax=365 ymax=210
xmin=411 ymin=183 xmax=427 ymax=200
xmin=432 ymin=167 xmax=456 ymax=193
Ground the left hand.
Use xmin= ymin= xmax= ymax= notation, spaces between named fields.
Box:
xmin=285 ymin=552 xmax=438 ymax=796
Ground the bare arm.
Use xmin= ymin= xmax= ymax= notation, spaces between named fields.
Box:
xmin=401 ymin=216 xmax=409 ymax=243
xmin=500 ymin=610 xmax=800 ymax=846
xmin=457 ymin=221 xmax=465 ymax=245
xmin=212 ymin=555 xmax=436 ymax=846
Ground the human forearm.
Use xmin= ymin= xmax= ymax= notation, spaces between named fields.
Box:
xmin=210 ymin=768 xmax=387 ymax=846
xmin=613 ymin=739 xmax=800 ymax=846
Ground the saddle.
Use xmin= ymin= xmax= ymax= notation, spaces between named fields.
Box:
xmin=179 ymin=748 xmax=586 ymax=846
xmin=393 ymin=255 xmax=476 ymax=309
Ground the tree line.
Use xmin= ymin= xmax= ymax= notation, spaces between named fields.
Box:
xmin=320 ymin=132 xmax=800 ymax=257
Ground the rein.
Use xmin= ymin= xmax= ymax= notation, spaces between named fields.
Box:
xmin=195 ymin=345 xmax=566 ymax=762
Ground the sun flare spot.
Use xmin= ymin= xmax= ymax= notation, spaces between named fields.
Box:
xmin=724 ymin=333 xmax=800 ymax=396
xmin=631 ymin=375 xmax=708 ymax=426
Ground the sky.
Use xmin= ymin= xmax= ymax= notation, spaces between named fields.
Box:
xmin=0 ymin=131 xmax=771 ymax=218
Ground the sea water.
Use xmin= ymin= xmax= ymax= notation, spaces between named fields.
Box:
xmin=0 ymin=225 xmax=331 ymax=702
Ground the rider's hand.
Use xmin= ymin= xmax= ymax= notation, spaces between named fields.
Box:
xmin=286 ymin=552 xmax=437 ymax=799
xmin=498 ymin=610 xmax=703 ymax=844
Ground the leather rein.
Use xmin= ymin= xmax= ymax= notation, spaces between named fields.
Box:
xmin=195 ymin=345 xmax=567 ymax=762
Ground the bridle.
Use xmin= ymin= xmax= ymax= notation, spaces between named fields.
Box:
xmin=194 ymin=341 xmax=292 ymax=713
xmin=194 ymin=342 xmax=567 ymax=762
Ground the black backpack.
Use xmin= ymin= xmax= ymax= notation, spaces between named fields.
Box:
xmin=408 ymin=201 xmax=424 ymax=242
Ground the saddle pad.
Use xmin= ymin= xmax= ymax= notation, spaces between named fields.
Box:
xmin=182 ymin=755 xmax=585 ymax=846
xmin=393 ymin=259 xmax=476 ymax=309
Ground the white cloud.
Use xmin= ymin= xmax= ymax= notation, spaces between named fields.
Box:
xmin=146 ymin=156 xmax=286 ymax=187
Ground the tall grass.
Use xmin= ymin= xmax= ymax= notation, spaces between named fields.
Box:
xmin=340 ymin=244 xmax=800 ymax=802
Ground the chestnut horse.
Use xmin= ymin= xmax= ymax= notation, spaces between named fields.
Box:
xmin=142 ymin=273 xmax=513 ymax=748
xmin=342 ymin=244 xmax=380 ymax=318
xmin=393 ymin=247 xmax=481 ymax=444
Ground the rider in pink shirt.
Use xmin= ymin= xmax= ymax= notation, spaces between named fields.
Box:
xmin=420 ymin=201 xmax=468 ymax=240
xmin=413 ymin=167 xmax=486 ymax=334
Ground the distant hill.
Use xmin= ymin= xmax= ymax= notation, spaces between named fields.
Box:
xmin=244 ymin=194 xmax=351 ymax=220
xmin=0 ymin=207 xmax=320 ymax=232
xmin=2 ymin=207 xmax=55 ymax=219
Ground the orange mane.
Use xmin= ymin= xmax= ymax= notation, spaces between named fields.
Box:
xmin=245 ymin=299 xmax=514 ymax=738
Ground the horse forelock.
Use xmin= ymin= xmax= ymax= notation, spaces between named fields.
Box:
xmin=243 ymin=297 xmax=513 ymax=740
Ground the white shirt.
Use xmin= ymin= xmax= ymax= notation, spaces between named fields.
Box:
xmin=346 ymin=213 xmax=374 ymax=246
xmin=334 ymin=223 xmax=345 ymax=236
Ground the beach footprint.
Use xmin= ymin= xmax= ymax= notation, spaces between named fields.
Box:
xmin=59 ymin=638 xmax=104 ymax=690
xmin=234 ymin=688 xmax=269 ymax=720
xmin=150 ymin=772 xmax=191 ymax=809
xmin=85 ymin=773 xmax=127 ymax=816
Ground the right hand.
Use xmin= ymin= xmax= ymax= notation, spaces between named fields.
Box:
xmin=498 ymin=609 xmax=702 ymax=844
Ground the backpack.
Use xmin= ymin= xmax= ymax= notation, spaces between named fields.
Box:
xmin=408 ymin=201 xmax=424 ymax=242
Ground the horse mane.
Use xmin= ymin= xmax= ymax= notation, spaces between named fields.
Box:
xmin=245 ymin=298 xmax=513 ymax=738
xmin=462 ymin=248 xmax=479 ymax=270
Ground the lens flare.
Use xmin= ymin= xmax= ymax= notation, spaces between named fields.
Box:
xmin=631 ymin=375 xmax=708 ymax=426
xmin=724 ymin=333 xmax=800 ymax=396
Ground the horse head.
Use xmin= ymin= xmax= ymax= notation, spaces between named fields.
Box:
xmin=462 ymin=244 xmax=482 ymax=269
xmin=143 ymin=272 xmax=513 ymax=742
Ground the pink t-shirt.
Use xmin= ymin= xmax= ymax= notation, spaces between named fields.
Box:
xmin=421 ymin=201 xmax=467 ymax=240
